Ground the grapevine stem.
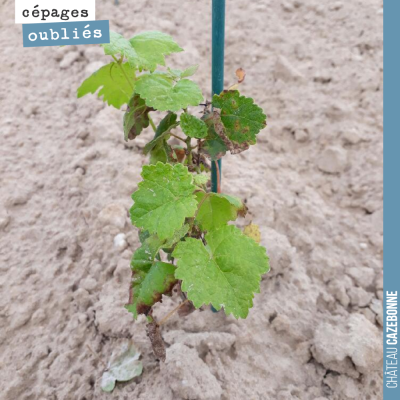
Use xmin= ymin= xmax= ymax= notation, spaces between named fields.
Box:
xmin=186 ymin=137 xmax=192 ymax=166
xmin=169 ymin=132 xmax=186 ymax=142
xmin=158 ymin=299 xmax=189 ymax=326
xmin=148 ymin=116 xmax=157 ymax=133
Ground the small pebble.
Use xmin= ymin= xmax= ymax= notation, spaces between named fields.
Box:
xmin=113 ymin=233 xmax=128 ymax=251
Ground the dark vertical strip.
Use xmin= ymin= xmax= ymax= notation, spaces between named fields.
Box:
xmin=211 ymin=0 xmax=225 ymax=193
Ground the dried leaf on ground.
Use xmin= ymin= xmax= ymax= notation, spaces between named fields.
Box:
xmin=101 ymin=341 xmax=143 ymax=393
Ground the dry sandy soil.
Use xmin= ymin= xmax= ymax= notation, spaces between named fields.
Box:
xmin=0 ymin=0 xmax=384 ymax=399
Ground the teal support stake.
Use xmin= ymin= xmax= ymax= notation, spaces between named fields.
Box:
xmin=211 ymin=0 xmax=225 ymax=193
xmin=211 ymin=0 xmax=225 ymax=313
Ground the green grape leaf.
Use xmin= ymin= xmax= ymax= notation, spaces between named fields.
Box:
xmin=101 ymin=342 xmax=143 ymax=393
xmin=193 ymin=174 xmax=209 ymax=186
xmin=167 ymin=65 xmax=199 ymax=79
xmin=212 ymin=90 xmax=267 ymax=144
xmin=123 ymin=94 xmax=154 ymax=141
xmin=173 ymin=225 xmax=269 ymax=319
xmin=165 ymin=68 xmax=182 ymax=79
xmin=132 ymin=226 xmax=188 ymax=270
xmin=162 ymin=224 xmax=190 ymax=254
xmin=201 ymin=111 xmax=251 ymax=158
xmin=126 ymin=260 xmax=176 ymax=318
xmin=202 ymin=135 xmax=227 ymax=160
xmin=144 ymin=112 xmax=178 ymax=154
xmin=201 ymin=113 xmax=228 ymax=161
xmin=181 ymin=65 xmax=199 ymax=78
xmin=135 ymin=75 xmax=203 ymax=112
xmin=102 ymin=31 xmax=182 ymax=72
xmin=77 ymin=62 xmax=135 ymax=109
xmin=102 ymin=31 xmax=138 ymax=67
xmin=138 ymin=230 xmax=150 ymax=244
xmin=180 ymin=112 xmax=208 ymax=139
xmin=218 ymin=194 xmax=242 ymax=209
xmin=195 ymin=192 xmax=238 ymax=231
xmin=129 ymin=31 xmax=183 ymax=72
xmin=130 ymin=163 xmax=198 ymax=239
xmin=219 ymin=194 xmax=248 ymax=217
xmin=149 ymin=140 xmax=169 ymax=164
xmin=163 ymin=224 xmax=190 ymax=249
xmin=131 ymin=235 xmax=162 ymax=270
xmin=127 ymin=227 xmax=189 ymax=318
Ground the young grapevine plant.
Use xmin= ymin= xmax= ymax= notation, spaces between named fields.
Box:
xmin=77 ymin=30 xmax=270 ymax=360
